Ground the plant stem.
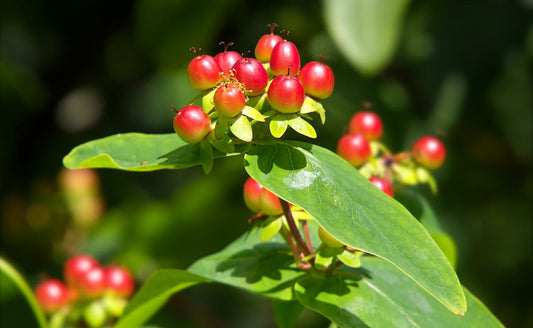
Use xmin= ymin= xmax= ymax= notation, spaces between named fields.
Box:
xmin=302 ymin=220 xmax=314 ymax=253
xmin=280 ymin=229 xmax=311 ymax=270
xmin=280 ymin=200 xmax=311 ymax=256
xmin=247 ymin=212 xmax=268 ymax=224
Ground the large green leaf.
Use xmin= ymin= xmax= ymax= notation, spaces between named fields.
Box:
xmin=63 ymin=133 xmax=241 ymax=172
xmin=323 ymin=0 xmax=411 ymax=76
xmin=114 ymin=270 xmax=208 ymax=328
xmin=187 ymin=227 xmax=304 ymax=301
xmin=244 ymin=141 xmax=466 ymax=314
xmin=295 ymin=257 xmax=503 ymax=328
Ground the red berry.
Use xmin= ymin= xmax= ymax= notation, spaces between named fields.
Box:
xmin=187 ymin=54 xmax=222 ymax=90
xmin=297 ymin=61 xmax=334 ymax=99
xmin=233 ymin=58 xmax=269 ymax=96
xmin=173 ymin=105 xmax=211 ymax=143
xmin=214 ymin=43 xmax=242 ymax=77
xmin=35 ymin=279 xmax=69 ymax=313
xmin=105 ymin=266 xmax=135 ymax=298
xmin=368 ymin=177 xmax=394 ymax=197
xmin=255 ymin=34 xmax=283 ymax=63
xmin=243 ymin=177 xmax=263 ymax=213
xmin=337 ymin=133 xmax=371 ymax=167
xmin=270 ymin=40 xmax=301 ymax=76
xmin=214 ymin=84 xmax=246 ymax=117
xmin=267 ymin=74 xmax=305 ymax=114
xmin=411 ymin=136 xmax=446 ymax=169
xmin=64 ymin=254 xmax=99 ymax=287
xmin=349 ymin=112 xmax=383 ymax=141
xmin=78 ymin=266 xmax=106 ymax=298
xmin=259 ymin=188 xmax=283 ymax=216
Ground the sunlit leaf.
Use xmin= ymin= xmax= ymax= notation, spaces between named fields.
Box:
xmin=296 ymin=257 xmax=503 ymax=327
xmin=230 ymin=115 xmax=253 ymax=142
xmin=288 ymin=116 xmax=317 ymax=139
xmin=63 ymin=133 xmax=241 ymax=172
xmin=242 ymin=106 xmax=266 ymax=122
xmin=244 ymin=141 xmax=466 ymax=314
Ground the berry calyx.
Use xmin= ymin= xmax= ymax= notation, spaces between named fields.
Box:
xmin=368 ymin=177 xmax=394 ymax=197
xmin=411 ymin=136 xmax=446 ymax=170
xmin=35 ymin=279 xmax=69 ymax=313
xmin=78 ymin=266 xmax=106 ymax=298
xmin=232 ymin=58 xmax=269 ymax=96
xmin=349 ymin=111 xmax=383 ymax=141
xmin=105 ymin=266 xmax=135 ymax=298
xmin=173 ymin=105 xmax=211 ymax=143
xmin=187 ymin=48 xmax=223 ymax=90
xmin=267 ymin=74 xmax=305 ymax=113
xmin=297 ymin=61 xmax=334 ymax=99
xmin=64 ymin=254 xmax=99 ymax=287
xmin=337 ymin=133 xmax=371 ymax=167
xmin=318 ymin=227 xmax=344 ymax=248
xmin=214 ymin=83 xmax=246 ymax=117
xmin=270 ymin=40 xmax=301 ymax=76
xmin=214 ymin=42 xmax=243 ymax=77
xmin=255 ymin=23 xmax=283 ymax=63
xmin=243 ymin=177 xmax=263 ymax=213
xmin=259 ymin=188 xmax=283 ymax=216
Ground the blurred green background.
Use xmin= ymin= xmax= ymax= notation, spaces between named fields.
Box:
xmin=1 ymin=0 xmax=532 ymax=327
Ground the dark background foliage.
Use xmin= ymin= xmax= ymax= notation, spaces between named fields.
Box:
xmin=1 ymin=0 xmax=532 ymax=327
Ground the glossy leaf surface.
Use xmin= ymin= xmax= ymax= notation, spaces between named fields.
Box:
xmin=244 ymin=141 xmax=466 ymax=314
xmin=63 ymin=133 xmax=240 ymax=172
xmin=295 ymin=257 xmax=503 ymax=328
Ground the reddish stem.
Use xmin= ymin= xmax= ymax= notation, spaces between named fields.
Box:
xmin=280 ymin=200 xmax=311 ymax=256
xmin=302 ymin=220 xmax=313 ymax=253
xmin=247 ymin=212 xmax=268 ymax=224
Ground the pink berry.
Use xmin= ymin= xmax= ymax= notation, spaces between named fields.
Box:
xmin=187 ymin=53 xmax=222 ymax=90
xmin=411 ymin=136 xmax=446 ymax=170
xmin=35 ymin=279 xmax=69 ymax=313
xmin=349 ymin=112 xmax=383 ymax=141
xmin=368 ymin=177 xmax=394 ymax=197
xmin=105 ymin=266 xmax=135 ymax=298
xmin=214 ymin=42 xmax=242 ymax=77
xmin=173 ymin=105 xmax=211 ymax=144
xmin=337 ymin=133 xmax=371 ymax=167
xmin=214 ymin=84 xmax=246 ymax=117
xmin=267 ymin=74 xmax=305 ymax=114
xmin=255 ymin=24 xmax=283 ymax=63
xmin=64 ymin=254 xmax=99 ymax=287
xmin=233 ymin=58 xmax=269 ymax=96
xmin=270 ymin=40 xmax=301 ymax=76
xmin=78 ymin=266 xmax=106 ymax=298
xmin=243 ymin=177 xmax=264 ymax=213
xmin=259 ymin=188 xmax=283 ymax=216
xmin=297 ymin=61 xmax=334 ymax=99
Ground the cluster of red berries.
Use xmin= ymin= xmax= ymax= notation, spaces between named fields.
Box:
xmin=337 ymin=108 xmax=446 ymax=197
xmin=173 ymin=23 xmax=334 ymax=148
xmin=34 ymin=254 xmax=135 ymax=327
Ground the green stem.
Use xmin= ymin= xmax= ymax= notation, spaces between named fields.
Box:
xmin=0 ymin=257 xmax=48 ymax=328
xmin=280 ymin=200 xmax=311 ymax=256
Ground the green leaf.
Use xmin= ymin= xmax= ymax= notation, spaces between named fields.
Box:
xmin=242 ymin=106 xmax=266 ymax=122
xmin=198 ymin=140 xmax=214 ymax=174
xmin=63 ymin=133 xmax=241 ymax=172
xmin=0 ymin=257 xmax=48 ymax=328
xmin=244 ymin=141 xmax=466 ymax=314
xmin=246 ymin=93 xmax=267 ymax=111
xmin=273 ymin=299 xmax=304 ymax=328
xmin=295 ymin=257 xmax=504 ymax=328
xmin=314 ymin=247 xmax=342 ymax=271
xmin=416 ymin=166 xmax=438 ymax=194
xmin=288 ymin=116 xmax=317 ymax=139
xmin=395 ymin=190 xmax=457 ymax=268
xmin=187 ymin=227 xmax=304 ymax=301
xmin=230 ymin=115 xmax=253 ymax=142
xmin=202 ymin=88 xmax=216 ymax=113
xmin=324 ymin=0 xmax=411 ymax=76
xmin=115 ymin=270 xmax=208 ymax=328
xmin=261 ymin=216 xmax=283 ymax=242
xmin=337 ymin=250 xmax=363 ymax=268
xmin=269 ymin=116 xmax=289 ymax=138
